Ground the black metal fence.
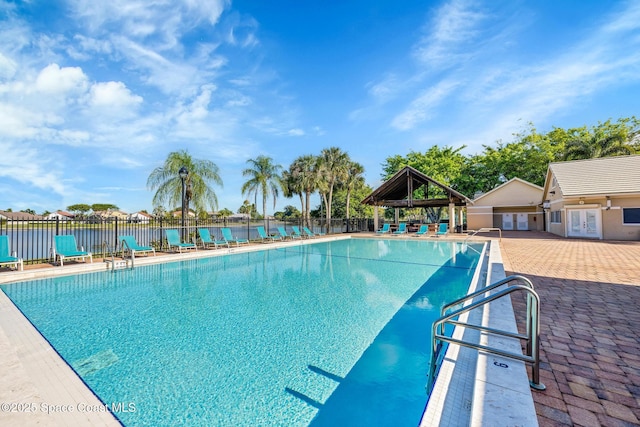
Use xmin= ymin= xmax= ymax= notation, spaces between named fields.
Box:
xmin=0 ymin=216 xmax=375 ymax=265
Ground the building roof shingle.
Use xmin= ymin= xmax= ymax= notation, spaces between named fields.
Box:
xmin=549 ymin=155 xmax=640 ymax=197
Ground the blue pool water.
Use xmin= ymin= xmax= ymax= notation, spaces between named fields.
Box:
xmin=1 ymin=238 xmax=483 ymax=426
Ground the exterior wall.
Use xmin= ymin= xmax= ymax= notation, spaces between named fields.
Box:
xmin=603 ymin=197 xmax=640 ymax=240
xmin=492 ymin=212 xmax=544 ymax=231
xmin=544 ymin=186 xmax=640 ymax=241
xmin=475 ymin=180 xmax=542 ymax=207
xmin=470 ymin=178 xmax=544 ymax=232
xmin=467 ymin=206 xmax=493 ymax=229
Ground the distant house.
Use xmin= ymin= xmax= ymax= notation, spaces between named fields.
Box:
xmin=128 ymin=212 xmax=152 ymax=223
xmin=171 ymin=210 xmax=196 ymax=218
xmin=93 ymin=210 xmax=129 ymax=220
xmin=46 ymin=211 xmax=75 ymax=220
xmin=467 ymin=178 xmax=544 ymax=231
xmin=542 ymin=155 xmax=640 ymax=240
xmin=228 ymin=213 xmax=250 ymax=220
xmin=0 ymin=211 xmax=43 ymax=221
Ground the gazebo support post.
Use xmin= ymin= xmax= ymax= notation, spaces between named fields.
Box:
xmin=374 ymin=206 xmax=379 ymax=231
xmin=449 ymin=202 xmax=456 ymax=233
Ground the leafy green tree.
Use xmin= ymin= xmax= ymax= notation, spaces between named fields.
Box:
xmin=241 ymin=155 xmax=283 ymax=223
xmin=275 ymin=205 xmax=302 ymax=220
xmin=237 ymin=200 xmax=257 ymax=217
xmin=147 ymin=149 xmax=223 ymax=215
xmin=67 ymin=204 xmax=91 ymax=216
xmin=330 ymin=185 xmax=374 ymax=218
xmin=217 ymin=208 xmax=233 ymax=218
xmin=20 ymin=208 xmax=36 ymax=215
xmin=91 ymin=203 xmax=119 ymax=212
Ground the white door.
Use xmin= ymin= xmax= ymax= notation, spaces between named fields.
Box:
xmin=517 ymin=213 xmax=528 ymax=230
xmin=567 ymin=209 xmax=601 ymax=238
xmin=502 ymin=214 xmax=513 ymax=230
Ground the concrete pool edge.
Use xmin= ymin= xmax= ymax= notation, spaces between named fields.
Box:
xmin=420 ymin=239 xmax=539 ymax=426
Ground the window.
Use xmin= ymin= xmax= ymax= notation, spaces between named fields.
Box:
xmin=550 ymin=211 xmax=562 ymax=223
xmin=623 ymin=208 xmax=640 ymax=224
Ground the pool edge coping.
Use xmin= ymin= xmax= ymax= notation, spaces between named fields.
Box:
xmin=420 ymin=238 xmax=539 ymax=426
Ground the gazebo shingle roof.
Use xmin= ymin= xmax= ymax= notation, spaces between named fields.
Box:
xmin=361 ymin=166 xmax=472 ymax=208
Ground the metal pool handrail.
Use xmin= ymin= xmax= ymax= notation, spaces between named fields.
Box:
xmin=427 ymin=275 xmax=545 ymax=394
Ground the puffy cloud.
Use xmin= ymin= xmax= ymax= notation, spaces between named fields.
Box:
xmin=89 ymin=81 xmax=143 ymax=108
xmin=35 ymin=63 xmax=89 ymax=95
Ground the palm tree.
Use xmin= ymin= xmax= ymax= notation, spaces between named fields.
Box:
xmin=344 ymin=161 xmax=365 ymax=221
xmin=147 ymin=150 xmax=223 ymax=215
xmin=563 ymin=131 xmax=635 ymax=160
xmin=317 ymin=147 xmax=349 ymax=232
xmin=281 ymin=169 xmax=304 ymax=219
xmin=289 ymin=155 xmax=318 ymax=226
xmin=241 ymin=155 xmax=283 ymax=224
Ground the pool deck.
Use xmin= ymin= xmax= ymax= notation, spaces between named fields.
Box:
xmin=499 ymin=231 xmax=640 ymax=427
xmin=1 ymin=231 xmax=639 ymax=425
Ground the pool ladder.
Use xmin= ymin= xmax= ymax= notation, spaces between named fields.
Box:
xmin=102 ymin=241 xmax=132 ymax=272
xmin=427 ymin=275 xmax=545 ymax=394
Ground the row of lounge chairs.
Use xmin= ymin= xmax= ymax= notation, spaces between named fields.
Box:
xmin=0 ymin=226 xmax=327 ymax=270
xmin=376 ymin=223 xmax=449 ymax=237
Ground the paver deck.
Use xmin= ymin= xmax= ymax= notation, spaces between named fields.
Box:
xmin=499 ymin=231 xmax=640 ymax=427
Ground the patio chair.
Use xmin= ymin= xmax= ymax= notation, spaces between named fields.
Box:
xmin=413 ymin=224 xmax=428 ymax=237
xmin=376 ymin=224 xmax=390 ymax=234
xmin=435 ymin=223 xmax=449 ymax=237
xmin=0 ymin=235 xmax=23 ymax=271
xmin=393 ymin=223 xmax=408 ymax=234
xmin=277 ymin=226 xmax=301 ymax=240
xmin=119 ymin=235 xmax=155 ymax=258
xmin=256 ymin=226 xmax=281 ymax=243
xmin=198 ymin=228 xmax=229 ymax=249
xmin=53 ymin=235 xmax=93 ymax=266
xmin=165 ymin=229 xmax=197 ymax=253
xmin=303 ymin=226 xmax=324 ymax=238
xmin=221 ymin=228 xmax=249 ymax=246
xmin=291 ymin=226 xmax=308 ymax=239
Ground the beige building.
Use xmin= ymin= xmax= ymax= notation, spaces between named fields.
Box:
xmin=542 ymin=155 xmax=640 ymax=240
xmin=467 ymin=178 xmax=544 ymax=231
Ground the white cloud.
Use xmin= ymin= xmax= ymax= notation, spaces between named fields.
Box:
xmin=412 ymin=0 xmax=486 ymax=68
xmin=287 ymin=128 xmax=305 ymax=137
xmin=35 ymin=63 xmax=88 ymax=95
xmin=89 ymin=81 xmax=143 ymax=108
xmin=391 ymin=79 xmax=459 ymax=130
xmin=70 ymin=0 xmax=229 ymax=47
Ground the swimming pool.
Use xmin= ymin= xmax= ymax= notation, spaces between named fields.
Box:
xmin=1 ymin=238 xmax=483 ymax=426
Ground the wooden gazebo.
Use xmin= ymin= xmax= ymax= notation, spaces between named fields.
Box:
xmin=361 ymin=166 xmax=472 ymax=232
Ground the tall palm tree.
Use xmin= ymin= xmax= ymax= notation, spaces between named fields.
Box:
xmin=147 ymin=149 xmax=223 ymax=215
xmin=344 ymin=161 xmax=365 ymax=221
xmin=281 ymin=169 xmax=304 ymax=219
xmin=563 ymin=131 xmax=635 ymax=160
xmin=241 ymin=155 xmax=283 ymax=224
xmin=290 ymin=155 xmax=318 ymax=226
xmin=317 ymin=147 xmax=349 ymax=232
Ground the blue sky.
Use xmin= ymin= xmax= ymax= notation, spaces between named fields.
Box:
xmin=1 ymin=0 xmax=639 ymax=215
